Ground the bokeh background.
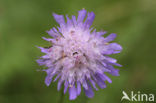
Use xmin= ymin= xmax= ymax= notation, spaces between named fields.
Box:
xmin=0 ymin=0 xmax=156 ymax=103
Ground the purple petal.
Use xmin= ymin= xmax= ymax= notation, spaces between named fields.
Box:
xmin=72 ymin=15 xmax=77 ymax=26
xmin=96 ymin=31 xmax=107 ymax=36
xmin=96 ymin=73 xmax=112 ymax=83
xmin=104 ymin=56 xmax=117 ymax=63
xmin=56 ymin=26 xmax=62 ymax=33
xmin=108 ymin=65 xmax=120 ymax=76
xmin=101 ymin=61 xmax=107 ymax=67
xmin=53 ymin=27 xmax=59 ymax=33
xmin=37 ymin=47 xmax=48 ymax=53
xmin=69 ymin=85 xmax=77 ymax=100
xmin=84 ymin=83 xmax=94 ymax=98
xmin=92 ymin=29 xmax=96 ymax=35
xmin=84 ymin=12 xmax=95 ymax=28
xmin=102 ymin=74 xmax=112 ymax=83
xmin=44 ymin=68 xmax=55 ymax=86
xmin=102 ymin=43 xmax=122 ymax=55
xmin=42 ymin=37 xmax=53 ymax=42
xmin=53 ymin=74 xmax=61 ymax=82
xmin=82 ymin=79 xmax=88 ymax=90
xmin=36 ymin=59 xmax=45 ymax=65
xmin=105 ymin=60 xmax=122 ymax=67
xmin=66 ymin=15 xmax=73 ymax=27
xmin=77 ymin=81 xmax=81 ymax=95
xmin=113 ymin=63 xmax=122 ymax=67
xmin=89 ymin=78 xmax=98 ymax=90
xmin=110 ymin=68 xmax=119 ymax=76
xmin=64 ymin=80 xmax=68 ymax=94
xmin=104 ymin=33 xmax=117 ymax=42
xmin=45 ymin=76 xmax=53 ymax=86
xmin=93 ymin=74 xmax=106 ymax=89
xmin=53 ymin=13 xmax=65 ymax=25
xmin=109 ymin=43 xmax=122 ymax=51
xmin=46 ymin=29 xmax=60 ymax=38
xmin=103 ymin=56 xmax=122 ymax=67
xmin=57 ymin=80 xmax=63 ymax=91
xmin=77 ymin=9 xmax=87 ymax=23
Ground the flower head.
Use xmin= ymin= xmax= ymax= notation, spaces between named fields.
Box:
xmin=37 ymin=9 xmax=122 ymax=100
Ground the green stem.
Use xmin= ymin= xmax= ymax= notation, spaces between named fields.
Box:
xmin=58 ymin=88 xmax=64 ymax=103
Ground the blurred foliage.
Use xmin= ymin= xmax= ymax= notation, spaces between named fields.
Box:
xmin=0 ymin=0 xmax=156 ymax=103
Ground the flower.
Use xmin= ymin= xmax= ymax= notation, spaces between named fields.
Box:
xmin=37 ymin=9 xmax=122 ymax=100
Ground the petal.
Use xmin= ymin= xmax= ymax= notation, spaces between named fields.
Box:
xmin=53 ymin=27 xmax=58 ymax=32
xmin=77 ymin=81 xmax=81 ymax=95
xmin=42 ymin=37 xmax=53 ymax=42
xmin=102 ymin=43 xmax=122 ymax=55
xmin=91 ymin=29 xmax=96 ymax=35
xmin=72 ymin=15 xmax=77 ymax=26
xmin=77 ymin=9 xmax=87 ymax=23
xmin=82 ymin=79 xmax=88 ymax=90
xmin=84 ymin=83 xmax=94 ymax=98
xmin=57 ymin=26 xmax=62 ymax=33
xmin=93 ymin=74 xmax=106 ymax=89
xmin=89 ymin=78 xmax=98 ymax=90
xmin=46 ymin=29 xmax=60 ymax=38
xmin=37 ymin=47 xmax=48 ymax=53
xmin=69 ymin=85 xmax=77 ymax=100
xmin=107 ymin=65 xmax=120 ymax=76
xmin=101 ymin=61 xmax=107 ymax=67
xmin=66 ymin=15 xmax=73 ymax=27
xmin=104 ymin=33 xmax=117 ymax=42
xmin=104 ymin=56 xmax=117 ymax=63
xmin=109 ymin=43 xmax=122 ymax=51
xmin=110 ymin=68 xmax=119 ymax=76
xmin=53 ymin=13 xmax=65 ymax=25
xmin=96 ymin=31 xmax=107 ymax=36
xmin=103 ymin=56 xmax=122 ymax=67
xmin=100 ymin=74 xmax=112 ymax=83
xmin=113 ymin=63 xmax=122 ymax=67
xmin=36 ymin=59 xmax=45 ymax=65
xmin=64 ymin=80 xmax=68 ymax=94
xmin=84 ymin=12 xmax=95 ymax=28
xmin=44 ymin=68 xmax=55 ymax=86
xmin=45 ymin=75 xmax=53 ymax=86
xmin=57 ymin=80 xmax=63 ymax=91
xmin=53 ymin=73 xmax=61 ymax=82
xmin=36 ymin=58 xmax=50 ymax=66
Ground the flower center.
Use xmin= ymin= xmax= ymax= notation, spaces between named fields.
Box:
xmin=73 ymin=52 xmax=78 ymax=56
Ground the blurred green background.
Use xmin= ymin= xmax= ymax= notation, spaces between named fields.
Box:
xmin=0 ymin=0 xmax=156 ymax=103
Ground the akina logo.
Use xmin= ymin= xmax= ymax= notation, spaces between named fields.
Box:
xmin=121 ymin=91 xmax=155 ymax=102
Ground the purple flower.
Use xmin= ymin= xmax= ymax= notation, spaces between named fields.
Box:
xmin=37 ymin=9 xmax=122 ymax=100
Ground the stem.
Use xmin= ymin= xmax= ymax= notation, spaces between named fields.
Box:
xmin=58 ymin=88 xmax=64 ymax=103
